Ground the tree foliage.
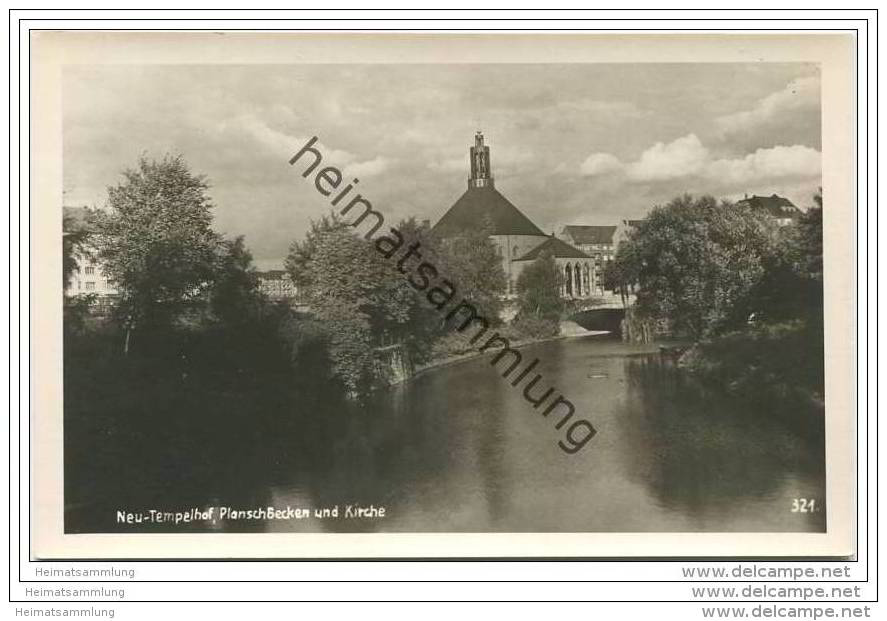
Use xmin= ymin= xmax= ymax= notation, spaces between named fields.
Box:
xmin=92 ymin=155 xmax=221 ymax=330
xmin=210 ymin=235 xmax=264 ymax=326
xmin=515 ymin=250 xmax=564 ymax=321
xmin=610 ymin=192 xmax=825 ymax=342
xmin=283 ymin=213 xmax=511 ymax=395
xmin=284 ymin=213 xmax=350 ymax=290
xmin=435 ymin=217 xmax=507 ymax=324
xmin=285 ymin=215 xmax=442 ymax=395
xmin=612 ymin=194 xmax=779 ymax=339
xmin=794 ymin=189 xmax=823 ymax=284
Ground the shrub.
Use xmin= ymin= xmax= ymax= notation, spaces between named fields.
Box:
xmin=508 ymin=313 xmax=561 ymax=340
xmin=679 ymin=320 xmax=824 ymax=409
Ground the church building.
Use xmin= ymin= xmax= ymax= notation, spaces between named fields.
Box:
xmin=432 ymin=132 xmax=596 ymax=299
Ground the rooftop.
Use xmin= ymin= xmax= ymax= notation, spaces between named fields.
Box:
xmin=514 ymin=236 xmax=590 ymax=262
xmin=561 ymin=225 xmax=618 ymax=245
xmin=737 ymin=194 xmax=801 ymax=219
xmin=432 ymin=185 xmax=546 ymax=238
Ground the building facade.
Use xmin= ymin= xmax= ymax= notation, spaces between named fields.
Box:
xmin=559 ymin=225 xmax=618 ymax=296
xmin=511 ymin=235 xmax=596 ymax=298
xmin=63 ymin=206 xmax=119 ymax=311
xmin=66 ymin=256 xmax=118 ymax=297
xmin=432 ymin=133 xmax=595 ymax=299
xmin=256 ymin=270 xmax=299 ymax=302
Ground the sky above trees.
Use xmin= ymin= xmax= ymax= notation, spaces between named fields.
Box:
xmin=63 ymin=63 xmax=822 ymax=269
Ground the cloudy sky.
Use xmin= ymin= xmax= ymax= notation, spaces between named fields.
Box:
xmin=64 ymin=63 xmax=821 ymax=269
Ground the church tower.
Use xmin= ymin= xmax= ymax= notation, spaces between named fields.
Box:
xmin=469 ymin=131 xmax=494 ymax=188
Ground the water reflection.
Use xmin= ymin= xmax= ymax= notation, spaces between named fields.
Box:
xmin=616 ymin=356 xmax=825 ymax=531
xmin=66 ymin=336 xmax=826 ymax=534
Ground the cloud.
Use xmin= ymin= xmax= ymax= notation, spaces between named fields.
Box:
xmin=221 ymin=115 xmax=349 ymax=162
xmin=707 ymin=145 xmax=821 ymax=185
xmin=428 ymin=156 xmax=468 ymax=174
xmin=62 ymin=64 xmax=824 ymax=266
xmin=626 ymin=134 xmax=709 ymax=181
xmin=559 ymin=99 xmax=645 ymax=117
xmin=716 ymin=76 xmax=820 ymax=136
xmin=223 ymin=115 xmax=393 ymax=179
xmin=491 ymin=147 xmax=534 ymax=176
xmin=579 ymin=152 xmax=623 ymax=176
xmin=578 ymin=134 xmax=820 ymax=187
xmin=347 ymin=156 xmax=392 ymax=178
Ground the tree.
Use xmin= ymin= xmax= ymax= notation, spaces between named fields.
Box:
xmin=613 ymin=194 xmax=778 ymax=339
xmin=515 ymin=251 xmax=564 ymax=320
xmin=435 ymin=218 xmax=507 ymax=325
xmin=794 ymin=189 xmax=823 ymax=284
xmin=285 ymin=216 xmax=441 ymax=395
xmin=675 ymin=190 xmax=826 ymax=402
xmin=284 ymin=213 xmax=349 ymax=290
xmin=742 ymin=189 xmax=823 ymax=325
xmin=602 ymin=254 xmax=636 ymax=307
xmin=210 ymin=235 xmax=263 ymax=326
xmin=92 ymin=155 xmax=221 ymax=352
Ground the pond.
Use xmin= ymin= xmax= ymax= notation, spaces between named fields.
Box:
xmin=65 ymin=335 xmax=826 ymax=533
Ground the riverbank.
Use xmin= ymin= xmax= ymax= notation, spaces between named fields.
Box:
xmin=410 ymin=332 xmax=570 ymax=380
xmin=408 ymin=321 xmax=692 ymax=384
xmin=677 ymin=321 xmax=825 ymax=434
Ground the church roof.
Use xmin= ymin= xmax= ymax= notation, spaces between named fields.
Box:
xmin=514 ymin=236 xmax=590 ymax=262
xmin=562 ymin=225 xmax=618 ymax=245
xmin=432 ymin=185 xmax=547 ymax=238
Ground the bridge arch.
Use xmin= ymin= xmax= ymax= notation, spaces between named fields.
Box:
xmin=567 ymin=307 xmax=626 ymax=334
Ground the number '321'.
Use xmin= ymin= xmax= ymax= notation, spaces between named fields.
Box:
xmin=792 ymin=498 xmax=817 ymax=513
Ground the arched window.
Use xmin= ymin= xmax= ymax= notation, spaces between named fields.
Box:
xmin=565 ymin=264 xmax=573 ymax=297
xmin=583 ymin=264 xmax=591 ymax=296
xmin=513 ymin=245 xmax=520 ymax=257
xmin=574 ymin=263 xmax=582 ymax=298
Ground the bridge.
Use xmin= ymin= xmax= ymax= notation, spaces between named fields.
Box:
xmin=296 ymin=292 xmax=633 ymax=336
xmin=562 ymin=293 xmax=632 ymax=335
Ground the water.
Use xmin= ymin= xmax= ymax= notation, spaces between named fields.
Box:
xmin=65 ymin=335 xmax=825 ymax=533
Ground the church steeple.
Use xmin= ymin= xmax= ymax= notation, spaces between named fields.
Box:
xmin=469 ymin=131 xmax=494 ymax=189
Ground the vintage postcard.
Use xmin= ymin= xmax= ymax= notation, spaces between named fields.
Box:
xmin=30 ymin=32 xmax=856 ymax=558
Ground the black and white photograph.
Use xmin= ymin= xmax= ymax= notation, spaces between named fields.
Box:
xmin=31 ymin=31 xmax=856 ymax=558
